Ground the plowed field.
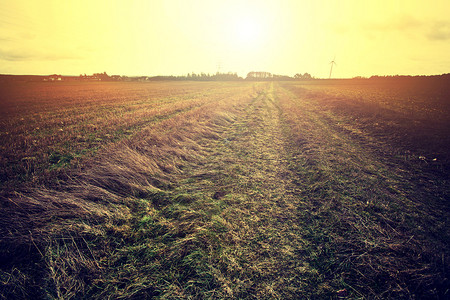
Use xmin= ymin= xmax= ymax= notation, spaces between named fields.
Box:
xmin=1 ymin=80 xmax=448 ymax=299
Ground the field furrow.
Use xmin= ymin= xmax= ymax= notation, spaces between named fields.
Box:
xmin=276 ymin=83 xmax=449 ymax=298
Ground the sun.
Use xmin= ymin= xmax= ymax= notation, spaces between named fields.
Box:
xmin=230 ymin=15 xmax=264 ymax=50
xmin=235 ymin=18 xmax=260 ymax=43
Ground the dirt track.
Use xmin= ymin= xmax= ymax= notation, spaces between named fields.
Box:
xmin=176 ymin=83 xmax=315 ymax=297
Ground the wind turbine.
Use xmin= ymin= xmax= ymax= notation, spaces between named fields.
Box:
xmin=329 ymin=57 xmax=337 ymax=79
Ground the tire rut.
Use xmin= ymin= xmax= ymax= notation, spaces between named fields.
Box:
xmin=178 ymin=83 xmax=313 ymax=297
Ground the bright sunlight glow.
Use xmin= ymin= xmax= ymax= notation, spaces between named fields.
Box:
xmin=1 ymin=0 xmax=450 ymax=77
xmin=233 ymin=17 xmax=262 ymax=48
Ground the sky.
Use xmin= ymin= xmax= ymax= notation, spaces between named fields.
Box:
xmin=0 ymin=0 xmax=449 ymax=78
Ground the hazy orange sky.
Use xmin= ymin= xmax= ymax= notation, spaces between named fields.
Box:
xmin=1 ymin=0 xmax=449 ymax=78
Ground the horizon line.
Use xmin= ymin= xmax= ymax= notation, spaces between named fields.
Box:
xmin=1 ymin=72 xmax=450 ymax=80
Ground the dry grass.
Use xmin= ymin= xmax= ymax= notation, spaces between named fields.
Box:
xmin=1 ymin=80 xmax=449 ymax=299
xmin=0 ymin=81 xmax=248 ymax=189
xmin=1 ymin=81 xmax=257 ymax=298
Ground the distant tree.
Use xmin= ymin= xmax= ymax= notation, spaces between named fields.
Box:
xmin=294 ymin=73 xmax=312 ymax=80
xmin=272 ymin=74 xmax=293 ymax=80
xmin=211 ymin=72 xmax=241 ymax=81
xmin=246 ymin=72 xmax=272 ymax=80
